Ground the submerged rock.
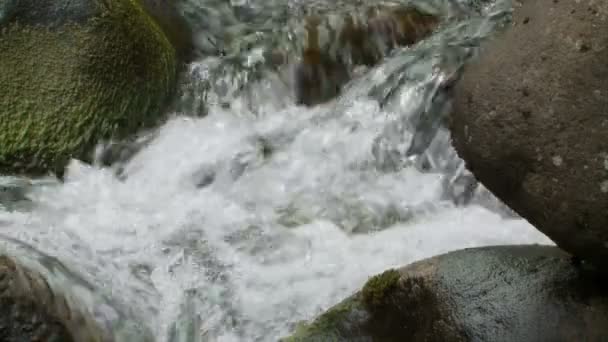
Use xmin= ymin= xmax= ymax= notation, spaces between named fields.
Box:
xmin=449 ymin=0 xmax=608 ymax=269
xmin=282 ymin=245 xmax=608 ymax=341
xmin=182 ymin=2 xmax=441 ymax=111
xmin=291 ymin=4 xmax=440 ymax=106
xmin=0 ymin=0 xmax=179 ymax=176
xmin=0 ymin=255 xmax=100 ymax=341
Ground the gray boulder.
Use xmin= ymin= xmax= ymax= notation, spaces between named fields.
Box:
xmin=449 ymin=0 xmax=608 ymax=269
xmin=282 ymin=245 xmax=608 ymax=341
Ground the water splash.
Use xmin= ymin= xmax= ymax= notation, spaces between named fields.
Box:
xmin=0 ymin=0 xmax=551 ymax=341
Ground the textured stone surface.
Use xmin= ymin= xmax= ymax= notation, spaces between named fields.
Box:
xmin=0 ymin=255 xmax=73 ymax=342
xmin=0 ymin=0 xmax=177 ymax=176
xmin=449 ymin=0 xmax=608 ymax=269
xmin=282 ymin=245 xmax=608 ymax=341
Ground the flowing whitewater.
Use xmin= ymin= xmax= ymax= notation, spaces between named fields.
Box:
xmin=0 ymin=0 xmax=553 ymax=341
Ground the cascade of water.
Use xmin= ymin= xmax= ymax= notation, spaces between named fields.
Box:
xmin=0 ymin=0 xmax=551 ymax=340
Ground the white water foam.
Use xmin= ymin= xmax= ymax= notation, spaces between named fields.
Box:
xmin=0 ymin=0 xmax=553 ymax=339
xmin=0 ymin=96 xmax=552 ymax=341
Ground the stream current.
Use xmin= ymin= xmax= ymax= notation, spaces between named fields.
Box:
xmin=0 ymin=0 xmax=553 ymax=340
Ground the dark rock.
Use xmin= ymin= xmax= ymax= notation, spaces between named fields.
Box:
xmin=282 ymin=245 xmax=608 ymax=341
xmin=0 ymin=255 xmax=106 ymax=342
xmin=0 ymin=0 xmax=99 ymax=27
xmin=0 ymin=257 xmax=72 ymax=341
xmin=449 ymin=0 xmax=608 ymax=269
xmin=141 ymin=0 xmax=194 ymax=61
xmin=291 ymin=5 xmax=440 ymax=106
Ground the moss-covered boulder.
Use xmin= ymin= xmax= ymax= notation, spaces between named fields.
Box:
xmin=282 ymin=245 xmax=608 ymax=341
xmin=0 ymin=0 xmax=178 ymax=176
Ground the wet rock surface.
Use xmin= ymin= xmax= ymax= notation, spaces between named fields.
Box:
xmin=0 ymin=255 xmax=74 ymax=342
xmin=291 ymin=5 xmax=440 ymax=106
xmin=175 ymin=2 xmax=442 ymax=113
xmin=449 ymin=0 xmax=608 ymax=269
xmin=282 ymin=245 xmax=608 ymax=341
xmin=141 ymin=0 xmax=194 ymax=61
xmin=0 ymin=0 xmax=99 ymax=27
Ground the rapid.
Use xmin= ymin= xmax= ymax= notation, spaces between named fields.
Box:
xmin=0 ymin=0 xmax=553 ymax=341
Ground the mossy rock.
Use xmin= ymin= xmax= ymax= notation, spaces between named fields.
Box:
xmin=281 ymin=266 xmax=441 ymax=342
xmin=282 ymin=245 xmax=608 ymax=341
xmin=281 ymin=295 xmax=370 ymax=342
xmin=0 ymin=0 xmax=178 ymax=176
xmin=360 ymin=269 xmax=401 ymax=310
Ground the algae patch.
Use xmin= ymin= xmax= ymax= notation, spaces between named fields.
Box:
xmin=281 ymin=296 xmax=368 ymax=342
xmin=361 ymin=268 xmax=401 ymax=311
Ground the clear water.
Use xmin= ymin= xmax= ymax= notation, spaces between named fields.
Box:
xmin=0 ymin=0 xmax=553 ymax=341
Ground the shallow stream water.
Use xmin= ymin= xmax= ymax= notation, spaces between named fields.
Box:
xmin=0 ymin=0 xmax=553 ymax=341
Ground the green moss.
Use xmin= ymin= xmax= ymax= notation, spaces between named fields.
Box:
xmin=361 ymin=269 xmax=401 ymax=311
xmin=281 ymin=297 xmax=367 ymax=342
xmin=281 ymin=269 xmax=409 ymax=341
xmin=0 ymin=0 xmax=177 ymax=176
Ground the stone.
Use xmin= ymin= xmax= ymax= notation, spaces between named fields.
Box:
xmin=292 ymin=4 xmax=440 ymax=106
xmin=141 ymin=0 xmax=194 ymax=61
xmin=0 ymin=255 xmax=104 ymax=341
xmin=281 ymin=245 xmax=608 ymax=341
xmin=0 ymin=0 xmax=179 ymax=176
xmin=449 ymin=0 xmax=608 ymax=269
xmin=172 ymin=2 xmax=440 ymax=112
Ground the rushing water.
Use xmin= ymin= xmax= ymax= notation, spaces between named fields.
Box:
xmin=0 ymin=0 xmax=553 ymax=341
